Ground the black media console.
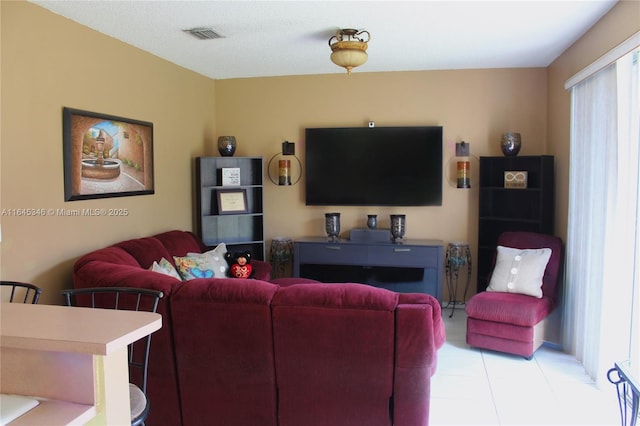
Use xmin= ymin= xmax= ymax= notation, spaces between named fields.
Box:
xmin=293 ymin=234 xmax=444 ymax=302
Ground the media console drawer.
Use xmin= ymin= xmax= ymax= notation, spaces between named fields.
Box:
xmin=293 ymin=237 xmax=444 ymax=301
xmin=367 ymin=245 xmax=438 ymax=268
xmin=295 ymin=243 xmax=362 ymax=265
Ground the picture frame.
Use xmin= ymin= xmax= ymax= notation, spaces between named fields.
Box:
xmin=504 ymin=171 xmax=528 ymax=189
xmin=63 ymin=107 xmax=154 ymax=201
xmin=217 ymin=189 xmax=248 ymax=214
xmin=221 ymin=167 xmax=241 ymax=186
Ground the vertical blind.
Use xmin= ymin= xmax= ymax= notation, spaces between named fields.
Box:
xmin=565 ymin=37 xmax=639 ymax=385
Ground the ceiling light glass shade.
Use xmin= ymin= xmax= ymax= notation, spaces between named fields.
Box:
xmin=329 ymin=29 xmax=370 ymax=75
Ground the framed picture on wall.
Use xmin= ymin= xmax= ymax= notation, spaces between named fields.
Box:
xmin=62 ymin=107 xmax=154 ymax=201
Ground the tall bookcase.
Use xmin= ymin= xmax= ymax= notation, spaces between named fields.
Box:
xmin=195 ymin=156 xmax=265 ymax=260
xmin=477 ymin=155 xmax=555 ymax=292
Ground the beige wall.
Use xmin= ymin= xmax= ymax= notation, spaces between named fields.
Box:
xmin=216 ymin=69 xmax=547 ymax=292
xmin=1 ymin=1 xmax=216 ymax=304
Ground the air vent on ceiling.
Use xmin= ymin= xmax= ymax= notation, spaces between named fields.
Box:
xmin=183 ymin=27 xmax=223 ymax=40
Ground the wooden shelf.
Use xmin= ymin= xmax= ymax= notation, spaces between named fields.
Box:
xmin=7 ymin=399 xmax=96 ymax=426
xmin=477 ymin=155 xmax=555 ymax=293
xmin=195 ymin=157 xmax=265 ymax=259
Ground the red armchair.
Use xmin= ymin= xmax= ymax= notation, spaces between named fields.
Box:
xmin=465 ymin=231 xmax=564 ymax=359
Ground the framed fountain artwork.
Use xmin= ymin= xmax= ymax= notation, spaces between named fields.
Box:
xmin=63 ymin=107 xmax=154 ymax=201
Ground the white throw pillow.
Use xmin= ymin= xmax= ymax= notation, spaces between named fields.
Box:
xmin=149 ymin=257 xmax=182 ymax=281
xmin=487 ymin=246 xmax=552 ymax=298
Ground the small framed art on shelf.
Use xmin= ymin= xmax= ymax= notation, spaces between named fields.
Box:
xmin=221 ymin=167 xmax=241 ymax=186
xmin=504 ymin=171 xmax=528 ymax=189
xmin=217 ymin=189 xmax=248 ymax=214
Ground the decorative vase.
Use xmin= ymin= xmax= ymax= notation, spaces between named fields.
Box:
xmin=390 ymin=214 xmax=406 ymax=243
xmin=270 ymin=237 xmax=294 ymax=279
xmin=367 ymin=214 xmax=378 ymax=229
xmin=500 ymin=132 xmax=521 ymax=156
xmin=325 ymin=213 xmax=341 ymax=242
xmin=218 ymin=136 xmax=237 ymax=157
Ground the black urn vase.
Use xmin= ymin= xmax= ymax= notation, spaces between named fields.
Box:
xmin=217 ymin=136 xmax=237 ymax=157
xmin=500 ymin=133 xmax=521 ymax=156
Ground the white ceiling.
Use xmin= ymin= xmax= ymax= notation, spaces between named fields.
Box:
xmin=30 ymin=0 xmax=617 ymax=80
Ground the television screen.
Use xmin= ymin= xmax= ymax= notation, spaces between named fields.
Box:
xmin=305 ymin=126 xmax=443 ymax=206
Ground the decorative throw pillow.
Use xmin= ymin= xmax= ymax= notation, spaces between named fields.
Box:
xmin=149 ymin=257 xmax=182 ymax=281
xmin=174 ymin=253 xmax=216 ymax=280
xmin=487 ymin=245 xmax=552 ymax=298
xmin=174 ymin=243 xmax=228 ymax=280
xmin=189 ymin=243 xmax=229 ymax=277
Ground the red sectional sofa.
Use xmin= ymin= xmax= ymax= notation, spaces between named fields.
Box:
xmin=72 ymin=230 xmax=445 ymax=426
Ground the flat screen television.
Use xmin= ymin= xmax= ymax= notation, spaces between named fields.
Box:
xmin=305 ymin=126 xmax=443 ymax=206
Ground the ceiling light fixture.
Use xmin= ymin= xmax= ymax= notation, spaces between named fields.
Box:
xmin=328 ymin=29 xmax=370 ymax=75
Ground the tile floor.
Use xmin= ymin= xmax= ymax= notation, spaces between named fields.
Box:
xmin=430 ymin=308 xmax=621 ymax=426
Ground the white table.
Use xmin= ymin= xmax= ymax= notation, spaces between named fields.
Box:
xmin=1 ymin=303 xmax=161 ymax=425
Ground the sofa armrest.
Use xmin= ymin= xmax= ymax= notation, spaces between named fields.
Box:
xmin=73 ymin=259 xmax=180 ymax=296
xmin=393 ymin=297 xmax=445 ymax=426
xmin=398 ymin=292 xmax=445 ymax=353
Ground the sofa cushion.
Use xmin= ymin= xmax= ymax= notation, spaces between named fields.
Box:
xmin=152 ymin=229 xmax=204 ymax=256
xmin=171 ymin=279 xmax=279 ymax=426
xmin=466 ymin=319 xmax=542 ymax=358
xmin=467 ymin=316 xmax=537 ymax=343
xmin=272 ymin=283 xmax=398 ymax=426
xmin=487 ymin=245 xmax=552 ymax=298
xmin=465 ymin=291 xmax=553 ymax=326
xmin=115 ymin=236 xmax=174 ymax=269
xmin=73 ymin=245 xmax=140 ymax=271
